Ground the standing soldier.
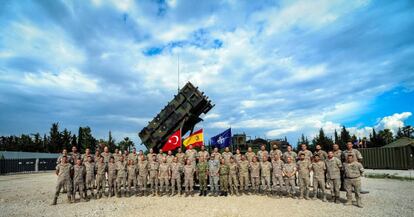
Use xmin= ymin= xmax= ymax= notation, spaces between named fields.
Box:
xmin=297 ymin=153 xmax=311 ymax=200
xmin=211 ymin=147 xmax=222 ymax=161
xmin=94 ymin=150 xmax=101 ymax=163
xmin=56 ymin=149 xmax=70 ymax=193
xmin=175 ymin=148 xmax=186 ymax=165
xmin=147 ymin=148 xmax=156 ymax=163
xmin=128 ymin=148 xmax=139 ymax=165
xmin=183 ymin=159 xmax=195 ymax=196
xmin=257 ymin=144 xmax=269 ymax=162
xmin=222 ymin=147 xmax=233 ymax=165
xmin=260 ymin=156 xmax=272 ymax=194
xmin=326 ymin=151 xmax=342 ymax=203
xmin=84 ymin=156 xmax=96 ymax=199
xmin=149 ymin=155 xmax=159 ymax=196
xmin=208 ymin=153 xmax=220 ymax=196
xmin=101 ymin=146 xmax=112 ymax=165
xmin=69 ymin=146 xmax=81 ymax=165
xmin=158 ymin=157 xmax=171 ymax=196
xmin=95 ymin=157 xmax=106 ymax=199
xmin=137 ymin=155 xmax=149 ymax=196
xmin=234 ymin=148 xmax=242 ymax=164
xmin=219 ymin=158 xmax=230 ymax=196
xmin=81 ymin=148 xmax=94 ymax=163
xmin=107 ymin=157 xmax=117 ymax=197
xmin=185 ymin=145 xmax=197 ymax=168
xmin=72 ymin=158 xmax=87 ymax=202
xmin=197 ymin=156 xmax=209 ymax=196
xmin=245 ymin=147 xmax=256 ymax=163
xmin=298 ymin=144 xmax=312 ymax=161
xmin=271 ymin=154 xmax=285 ymax=197
xmin=166 ymin=150 xmax=175 ymax=165
xmin=127 ymin=159 xmax=138 ymax=197
xmin=137 ymin=150 xmax=145 ymax=164
xmin=342 ymin=142 xmax=363 ymax=162
xmin=332 ymin=144 xmax=342 ymax=160
xmin=343 ymin=155 xmax=364 ymax=208
xmin=269 ymin=144 xmax=282 ymax=160
xmin=238 ymin=155 xmax=250 ymax=193
xmin=228 ymin=157 xmax=239 ymax=195
xmin=170 ymin=157 xmax=183 ymax=196
xmin=116 ymin=156 xmax=127 ymax=197
xmin=314 ymin=145 xmax=328 ymax=160
xmin=51 ymin=156 xmax=73 ymax=205
xmin=310 ymin=155 xmax=327 ymax=201
xmin=113 ymin=148 xmax=121 ymax=162
xmin=283 ymin=145 xmax=297 ymax=163
xmin=249 ymin=157 xmax=261 ymax=194
xmin=283 ymin=156 xmax=296 ymax=198
xmin=197 ymin=145 xmax=210 ymax=160
xmin=157 ymin=149 xmax=166 ymax=163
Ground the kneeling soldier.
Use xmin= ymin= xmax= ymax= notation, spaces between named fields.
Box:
xmin=344 ymin=154 xmax=364 ymax=208
xmin=52 ymin=156 xmax=73 ymax=205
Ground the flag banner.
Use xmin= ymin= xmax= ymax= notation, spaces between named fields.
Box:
xmin=210 ymin=128 xmax=231 ymax=149
xmin=183 ymin=129 xmax=204 ymax=149
xmin=162 ymin=129 xmax=181 ymax=152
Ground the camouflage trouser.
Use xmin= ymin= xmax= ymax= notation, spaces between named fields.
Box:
xmin=199 ymin=175 xmax=208 ymax=191
xmin=138 ymin=175 xmax=148 ymax=191
xmin=171 ymin=177 xmax=181 ymax=193
xmin=313 ymin=177 xmax=325 ymax=198
xmin=284 ymin=177 xmax=296 ymax=195
xmin=250 ymin=176 xmax=260 ymax=191
xmin=128 ymin=177 xmax=137 ymax=193
xmin=116 ymin=176 xmax=127 ymax=194
xmin=159 ymin=177 xmax=170 ymax=192
xmin=184 ymin=177 xmax=194 ymax=192
xmin=272 ymin=175 xmax=284 ymax=193
xmin=220 ymin=175 xmax=229 ymax=192
xmin=298 ymin=175 xmax=310 ymax=197
xmin=209 ymin=176 xmax=219 ymax=192
xmin=85 ymin=175 xmax=94 ymax=192
xmin=149 ymin=175 xmax=158 ymax=192
xmin=73 ymin=180 xmax=84 ymax=198
xmin=107 ymin=176 xmax=116 ymax=195
xmin=229 ymin=175 xmax=238 ymax=194
xmin=329 ymin=178 xmax=341 ymax=198
xmin=345 ymin=177 xmax=361 ymax=200
xmin=261 ymin=176 xmax=271 ymax=191
xmin=54 ymin=178 xmax=72 ymax=198
xmin=239 ymin=173 xmax=249 ymax=190
xmin=96 ymin=174 xmax=105 ymax=195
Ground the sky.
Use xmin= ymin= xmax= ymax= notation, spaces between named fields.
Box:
xmin=0 ymin=0 xmax=413 ymax=150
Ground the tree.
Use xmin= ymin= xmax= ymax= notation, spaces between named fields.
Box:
xmin=33 ymin=133 xmax=42 ymax=152
xmin=402 ymin=125 xmax=413 ymax=138
xmin=49 ymin=123 xmax=62 ymax=153
xmin=378 ymin=129 xmax=393 ymax=146
xmin=339 ymin=126 xmax=350 ymax=150
xmin=118 ymin=137 xmax=134 ymax=152
xmin=78 ymin=127 xmax=96 ymax=152
xmin=71 ymin=134 xmax=78 ymax=149
xmin=107 ymin=131 xmax=116 ymax=152
xmin=61 ymin=129 xmax=72 ymax=151
xmin=296 ymin=134 xmax=309 ymax=150
xmin=312 ymin=128 xmax=333 ymax=151
xmin=334 ymin=129 xmax=339 ymax=145
xmin=396 ymin=127 xmax=404 ymax=139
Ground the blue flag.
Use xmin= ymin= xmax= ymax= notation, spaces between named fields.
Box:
xmin=210 ymin=128 xmax=232 ymax=149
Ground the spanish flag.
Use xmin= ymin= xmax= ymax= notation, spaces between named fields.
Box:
xmin=183 ymin=129 xmax=204 ymax=149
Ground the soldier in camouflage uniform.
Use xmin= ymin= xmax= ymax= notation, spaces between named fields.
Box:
xmin=107 ymin=157 xmax=117 ymax=197
xmin=138 ymin=155 xmax=149 ymax=196
xmin=222 ymin=147 xmax=233 ymax=165
xmin=52 ymin=156 xmax=73 ymax=205
xmin=332 ymin=144 xmax=342 ymax=160
xmin=260 ymin=156 xmax=272 ymax=194
xmin=128 ymin=148 xmax=139 ymax=165
xmin=170 ymin=157 xmax=183 ymax=196
xmin=197 ymin=156 xmax=209 ymax=196
xmin=158 ymin=157 xmax=171 ymax=196
xmin=147 ymin=148 xmax=156 ymax=162
xmin=81 ymin=148 xmax=94 ymax=164
xmin=175 ymin=148 xmax=186 ymax=165
xmin=314 ymin=145 xmax=328 ymax=160
xmin=197 ymin=145 xmax=210 ymax=161
xmin=310 ymin=155 xmax=327 ymax=201
xmin=219 ymin=158 xmax=230 ymax=196
xmin=95 ymin=157 xmax=106 ymax=199
xmin=238 ymin=155 xmax=250 ymax=193
xmin=297 ymin=153 xmax=311 ymax=199
xmin=69 ymin=146 xmax=81 ymax=165
xmin=269 ymin=144 xmax=282 ymax=160
xmin=73 ymin=158 xmax=87 ymax=202
xmin=271 ymin=154 xmax=284 ymax=197
xmin=298 ymin=144 xmax=312 ymax=162
xmin=342 ymin=142 xmax=363 ymax=162
xmin=101 ymin=146 xmax=112 ymax=165
xmin=113 ymin=148 xmax=121 ymax=162
xmin=245 ymin=147 xmax=256 ymax=163
xmin=183 ymin=159 xmax=195 ymax=196
xmin=185 ymin=145 xmax=197 ymax=168
xmin=228 ymin=157 xmax=239 ymax=195
xmin=249 ymin=157 xmax=260 ymax=194
xmin=211 ymin=147 xmax=222 ymax=161
xmin=157 ymin=149 xmax=166 ymax=164
xmin=149 ymin=155 xmax=159 ymax=196
xmin=326 ymin=150 xmax=342 ymax=203
xmin=127 ymin=159 xmax=138 ymax=196
xmin=166 ymin=150 xmax=175 ymax=165
xmin=283 ymin=145 xmax=297 ymax=163
xmin=282 ymin=156 xmax=296 ymax=198
xmin=234 ymin=148 xmax=242 ymax=164
xmin=257 ymin=144 xmax=269 ymax=162
xmin=84 ymin=155 xmax=95 ymax=199
xmin=56 ymin=149 xmax=70 ymax=193
xmin=116 ymin=155 xmax=127 ymax=197
xmin=343 ymin=154 xmax=364 ymax=208
xmin=208 ymin=153 xmax=220 ymax=196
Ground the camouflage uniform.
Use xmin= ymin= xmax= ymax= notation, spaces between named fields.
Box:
xmin=197 ymin=161 xmax=209 ymax=194
xmin=269 ymin=149 xmax=282 ymax=160
xmin=249 ymin=161 xmax=260 ymax=193
xmin=208 ymin=158 xmax=220 ymax=194
xmin=222 ymin=151 xmax=233 ymax=165
xmin=234 ymin=153 xmax=242 ymax=164
xmin=52 ymin=162 xmax=73 ymax=204
xmin=101 ymin=152 xmax=112 ymax=165
xmin=271 ymin=159 xmax=285 ymax=195
xmin=147 ymin=153 xmax=156 ymax=162
xmin=73 ymin=164 xmax=86 ymax=201
xmin=260 ymin=161 xmax=272 ymax=192
xmin=342 ymin=149 xmax=363 ymax=162
xmin=314 ymin=150 xmax=328 ymax=160
xmin=127 ymin=163 xmax=138 ymax=196
xmin=113 ymin=153 xmax=122 ymax=162
xmin=282 ymin=151 xmax=297 ymax=163
xmin=175 ymin=152 xmax=185 ymax=165
xmin=257 ymin=150 xmax=269 ymax=162
xmin=219 ymin=164 xmax=230 ymax=194
xmin=212 ymin=152 xmax=222 ymax=161
xmin=128 ymin=153 xmax=139 ymax=165
xmin=238 ymin=160 xmax=250 ymax=191
xmin=156 ymin=153 xmax=166 ymax=164
xmin=185 ymin=149 xmax=197 ymax=166
xmin=81 ymin=154 xmax=94 ymax=164
xmin=107 ymin=162 xmax=117 ymax=197
xmin=69 ymin=152 xmax=81 ymax=165
xmin=297 ymin=159 xmax=311 ymax=199
xmin=166 ymin=155 xmax=174 ymax=165
xmin=149 ymin=160 xmax=159 ymax=195
xmin=138 ymin=160 xmax=149 ymax=195
xmin=311 ymin=160 xmax=326 ymax=201
xmin=326 ymin=157 xmax=342 ymax=202
xmin=333 ymin=150 xmax=342 ymax=160
xmin=170 ymin=162 xmax=183 ymax=195
xmin=298 ymin=150 xmax=312 ymax=161
xmin=245 ymin=152 xmax=256 ymax=163
xmin=84 ymin=161 xmax=95 ymax=198
xmin=183 ymin=164 xmax=195 ymax=194
xmin=95 ymin=162 xmax=106 ymax=198
xmin=197 ymin=150 xmax=210 ymax=160
xmin=283 ymin=162 xmax=296 ymax=196
xmin=228 ymin=162 xmax=239 ymax=195
xmin=116 ymin=160 xmax=127 ymax=196
xmin=158 ymin=162 xmax=171 ymax=194
xmin=344 ymin=161 xmax=364 ymax=207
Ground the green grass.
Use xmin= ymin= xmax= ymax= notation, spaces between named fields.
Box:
xmin=365 ymin=173 xmax=414 ymax=181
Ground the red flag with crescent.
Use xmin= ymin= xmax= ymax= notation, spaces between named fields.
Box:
xmin=162 ymin=129 xmax=182 ymax=152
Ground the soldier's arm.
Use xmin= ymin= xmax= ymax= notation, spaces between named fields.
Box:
xmin=359 ymin=163 xmax=365 ymax=175
xmin=55 ymin=165 xmax=59 ymax=176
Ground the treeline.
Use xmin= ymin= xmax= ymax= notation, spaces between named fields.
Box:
xmin=296 ymin=125 xmax=414 ymax=151
xmin=0 ymin=123 xmax=135 ymax=153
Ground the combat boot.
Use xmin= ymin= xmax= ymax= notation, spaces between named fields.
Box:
xmin=204 ymin=190 xmax=207 ymax=196
xmin=305 ymin=191 xmax=310 ymax=200
xmin=71 ymin=194 xmax=75 ymax=203
xmin=299 ymin=192 xmax=304 ymax=199
xmin=335 ymin=197 xmax=341 ymax=204
xmin=312 ymin=193 xmax=317 ymax=200
xmin=199 ymin=190 xmax=203 ymax=196
xmin=224 ymin=191 xmax=228 ymax=197
xmin=51 ymin=197 xmax=57 ymax=205
xmin=356 ymin=198 xmax=363 ymax=208
xmin=322 ymin=194 xmax=327 ymax=202
xmin=345 ymin=197 xmax=352 ymax=206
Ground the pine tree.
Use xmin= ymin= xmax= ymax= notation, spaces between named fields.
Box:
xmin=334 ymin=129 xmax=339 ymax=144
xmin=71 ymin=134 xmax=78 ymax=149
xmin=49 ymin=123 xmax=62 ymax=153
xmin=340 ymin=126 xmax=350 ymax=150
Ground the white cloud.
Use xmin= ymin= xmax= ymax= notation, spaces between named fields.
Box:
xmin=375 ymin=112 xmax=412 ymax=133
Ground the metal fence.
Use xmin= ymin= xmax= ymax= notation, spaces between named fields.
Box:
xmin=0 ymin=158 xmax=57 ymax=174
xmin=359 ymin=146 xmax=414 ymax=170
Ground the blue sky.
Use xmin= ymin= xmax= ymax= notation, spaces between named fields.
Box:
xmin=0 ymin=0 xmax=413 ymax=149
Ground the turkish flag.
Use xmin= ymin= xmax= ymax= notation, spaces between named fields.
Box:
xmin=162 ymin=129 xmax=181 ymax=152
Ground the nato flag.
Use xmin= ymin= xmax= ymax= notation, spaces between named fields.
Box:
xmin=210 ymin=128 xmax=232 ymax=149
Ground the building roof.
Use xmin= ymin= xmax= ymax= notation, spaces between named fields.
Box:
xmin=0 ymin=151 xmax=59 ymax=159
xmin=382 ymin=137 xmax=414 ymax=148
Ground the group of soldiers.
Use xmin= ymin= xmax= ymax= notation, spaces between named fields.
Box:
xmin=52 ymin=141 xmax=364 ymax=208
